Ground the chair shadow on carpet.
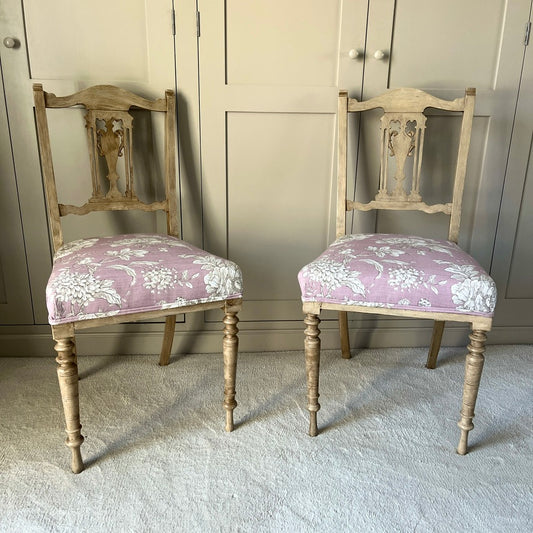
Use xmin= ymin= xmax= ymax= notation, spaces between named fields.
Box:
xmin=315 ymin=348 xmax=468 ymax=437
xmin=79 ymin=357 xmax=224 ymax=469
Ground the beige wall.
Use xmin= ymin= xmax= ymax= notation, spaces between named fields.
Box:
xmin=0 ymin=0 xmax=532 ymax=355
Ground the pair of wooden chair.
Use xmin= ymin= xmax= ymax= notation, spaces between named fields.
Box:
xmin=33 ymin=84 xmax=495 ymax=473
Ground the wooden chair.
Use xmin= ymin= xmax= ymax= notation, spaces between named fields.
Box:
xmin=33 ymin=84 xmax=243 ymax=473
xmin=298 ymin=88 xmax=496 ymax=454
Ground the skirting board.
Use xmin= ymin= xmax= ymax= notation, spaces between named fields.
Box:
xmin=0 ymin=325 xmax=530 ymax=357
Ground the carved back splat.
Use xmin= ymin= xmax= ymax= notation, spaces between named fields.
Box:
xmin=337 ymin=88 xmax=476 ymax=243
xmin=378 ymin=112 xmax=426 ymax=202
xmin=86 ymin=110 xmax=134 ymax=201
xmin=33 ymin=84 xmax=178 ymax=252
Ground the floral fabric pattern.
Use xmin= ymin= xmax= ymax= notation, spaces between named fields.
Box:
xmin=47 ymin=234 xmax=243 ymax=325
xmin=298 ymin=234 xmax=496 ymax=317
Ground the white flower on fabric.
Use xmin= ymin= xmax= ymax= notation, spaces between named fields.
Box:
xmin=342 ymin=299 xmax=391 ymax=308
xmin=192 ymin=256 xmax=242 ymax=297
xmin=206 ymin=264 xmax=242 ymax=296
xmin=109 ymin=236 xmax=168 ymax=247
xmin=367 ymin=246 xmax=405 ymax=258
xmin=335 ymin=234 xmax=374 ymax=244
xmin=443 ymin=263 xmax=481 ymax=281
xmin=161 ymin=297 xmax=191 ymax=309
xmin=78 ymin=310 xmax=120 ymax=320
xmin=398 ymin=298 xmax=410 ymax=305
xmin=106 ymin=248 xmax=149 ymax=260
xmin=142 ymin=267 xmax=180 ymax=293
xmin=376 ymin=236 xmax=440 ymax=246
xmin=387 ymin=267 xmax=424 ymax=291
xmin=50 ymin=270 xmax=121 ymax=307
xmin=434 ymin=261 xmax=497 ymax=313
xmin=54 ymin=238 xmax=99 ymax=260
xmin=418 ymin=298 xmax=431 ymax=307
xmin=375 ymin=236 xmax=454 ymax=256
xmin=109 ymin=236 xmax=192 ymax=250
xmin=302 ymin=258 xmax=366 ymax=298
xmin=450 ymin=275 xmax=497 ymax=313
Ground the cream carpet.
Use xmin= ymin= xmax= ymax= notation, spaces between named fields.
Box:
xmin=0 ymin=345 xmax=531 ymax=532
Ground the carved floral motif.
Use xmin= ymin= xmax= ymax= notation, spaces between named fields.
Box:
xmin=85 ymin=110 xmax=135 ymax=202
xmin=377 ymin=113 xmax=426 ymax=202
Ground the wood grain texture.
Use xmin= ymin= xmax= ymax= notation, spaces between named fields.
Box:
xmin=223 ymin=308 xmax=239 ymax=432
xmin=346 ymin=87 xmax=471 ymax=114
xmin=304 ymin=313 xmax=321 ymax=437
xmin=426 ymin=320 xmax=445 ymax=369
xmin=336 ymin=91 xmax=349 ymax=238
xmin=52 ymin=326 xmax=84 ymax=474
xmin=338 ymin=311 xmax=351 ymax=359
xmin=304 ymin=300 xmax=492 ymax=331
xmin=33 ymin=84 xmax=63 ymax=252
xmin=42 ymin=84 xmax=167 ymax=112
xmin=159 ymin=315 xmax=177 ymax=366
xmin=457 ymin=329 xmax=486 ymax=455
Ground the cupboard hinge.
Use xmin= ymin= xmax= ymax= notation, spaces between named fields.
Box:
xmin=197 ymin=11 xmax=201 ymax=37
xmin=525 ymin=21 xmax=531 ymax=46
xmin=171 ymin=9 xmax=176 ymax=36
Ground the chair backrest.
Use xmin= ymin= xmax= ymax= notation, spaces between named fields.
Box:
xmin=337 ymin=88 xmax=475 ymax=243
xmin=33 ymin=84 xmax=178 ymax=253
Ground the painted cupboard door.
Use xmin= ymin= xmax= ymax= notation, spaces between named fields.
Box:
xmin=0 ymin=0 xmax=176 ymax=323
xmin=198 ymin=0 xmax=368 ymax=323
xmin=0 ymin=72 xmax=33 ymax=323
xmin=490 ymin=25 xmax=533 ymax=332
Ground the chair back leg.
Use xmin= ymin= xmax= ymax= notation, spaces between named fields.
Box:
xmin=339 ymin=311 xmax=352 ymax=359
xmin=426 ymin=320 xmax=446 ymax=369
xmin=159 ymin=315 xmax=177 ymax=366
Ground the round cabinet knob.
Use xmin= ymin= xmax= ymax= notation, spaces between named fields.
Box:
xmin=348 ymin=49 xmax=360 ymax=59
xmin=3 ymin=37 xmax=17 ymax=48
xmin=373 ymin=49 xmax=386 ymax=60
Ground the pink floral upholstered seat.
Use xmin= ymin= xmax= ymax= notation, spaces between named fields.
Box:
xmin=47 ymin=233 xmax=243 ymax=325
xmin=298 ymin=234 xmax=496 ymax=318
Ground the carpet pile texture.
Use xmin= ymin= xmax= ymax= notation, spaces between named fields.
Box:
xmin=0 ymin=345 xmax=531 ymax=531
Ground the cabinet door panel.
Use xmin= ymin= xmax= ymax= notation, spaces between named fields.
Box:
xmin=0 ymin=74 xmax=33 ymax=324
xmin=226 ymin=112 xmax=335 ymax=320
xmin=388 ymin=0 xmax=507 ymax=90
xmin=491 ymin=40 xmax=533 ymax=327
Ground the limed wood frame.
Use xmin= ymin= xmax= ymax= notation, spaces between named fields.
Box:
xmin=304 ymin=88 xmax=491 ymax=454
xmin=33 ymin=84 xmax=241 ymax=473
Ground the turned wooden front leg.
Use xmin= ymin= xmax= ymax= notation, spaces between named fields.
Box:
xmin=305 ymin=313 xmax=321 ymax=437
xmin=55 ymin=336 xmax=85 ymax=473
xmin=457 ymin=329 xmax=486 ymax=455
xmin=223 ymin=311 xmax=239 ymax=432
